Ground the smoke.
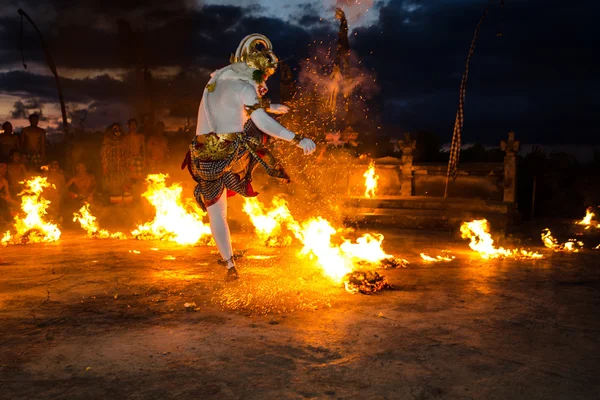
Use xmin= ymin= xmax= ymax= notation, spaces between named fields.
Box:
xmin=334 ymin=0 xmax=376 ymax=25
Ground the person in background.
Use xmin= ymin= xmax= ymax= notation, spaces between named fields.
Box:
xmin=66 ymin=162 xmax=96 ymax=205
xmin=146 ymin=121 xmax=169 ymax=172
xmin=0 ymin=122 xmax=19 ymax=162
xmin=101 ymin=123 xmax=131 ymax=201
xmin=0 ymin=162 xmax=19 ymax=222
xmin=44 ymin=160 xmax=66 ymax=219
xmin=6 ymin=150 xmax=27 ymax=197
xmin=126 ymin=118 xmax=146 ymax=181
xmin=20 ymin=113 xmax=47 ymax=169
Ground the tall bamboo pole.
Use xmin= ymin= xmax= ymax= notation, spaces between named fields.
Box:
xmin=18 ymin=9 xmax=70 ymax=140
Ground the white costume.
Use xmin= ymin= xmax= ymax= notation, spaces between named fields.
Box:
xmin=184 ymin=34 xmax=316 ymax=280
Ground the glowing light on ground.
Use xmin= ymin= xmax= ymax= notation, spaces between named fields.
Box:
xmin=1 ymin=176 xmax=61 ymax=246
xmin=73 ymin=204 xmax=126 ymax=239
xmin=131 ymin=174 xmax=212 ymax=245
xmin=420 ymin=253 xmax=455 ymax=262
xmin=541 ymin=229 xmax=583 ymax=252
xmin=460 ymin=219 xmax=542 ymax=259
xmin=363 ymin=161 xmax=379 ymax=198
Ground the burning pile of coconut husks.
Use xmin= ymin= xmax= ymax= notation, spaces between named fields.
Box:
xmin=242 ymin=196 xmax=407 ymax=294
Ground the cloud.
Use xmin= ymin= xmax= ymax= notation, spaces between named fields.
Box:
xmin=10 ymin=98 xmax=48 ymax=120
xmin=0 ymin=0 xmax=597 ymax=144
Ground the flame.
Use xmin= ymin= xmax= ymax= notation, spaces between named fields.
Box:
xmin=576 ymin=208 xmax=599 ymax=229
xmin=243 ymin=196 xmax=397 ymax=285
xmin=242 ymin=197 xmax=293 ymax=247
xmin=1 ymin=176 xmax=61 ymax=246
xmin=420 ymin=253 xmax=455 ymax=262
xmin=460 ymin=219 xmax=542 ymax=259
xmin=363 ymin=161 xmax=379 ymax=198
xmin=541 ymin=229 xmax=583 ymax=252
xmin=131 ymin=174 xmax=212 ymax=245
xmin=73 ymin=204 xmax=126 ymax=239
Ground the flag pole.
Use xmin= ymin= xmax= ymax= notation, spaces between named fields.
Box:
xmin=443 ymin=0 xmax=502 ymax=198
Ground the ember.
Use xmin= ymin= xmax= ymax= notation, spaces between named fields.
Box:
xmin=131 ymin=174 xmax=212 ymax=245
xmin=1 ymin=176 xmax=61 ymax=246
xmin=363 ymin=161 xmax=379 ymax=198
xmin=460 ymin=219 xmax=542 ymax=259
xmin=73 ymin=203 xmax=126 ymax=239
xmin=541 ymin=229 xmax=583 ymax=252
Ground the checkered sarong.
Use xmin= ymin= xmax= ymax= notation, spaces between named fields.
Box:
xmin=183 ymin=120 xmax=289 ymax=210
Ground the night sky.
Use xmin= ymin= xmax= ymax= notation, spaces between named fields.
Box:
xmin=0 ymin=0 xmax=597 ymax=146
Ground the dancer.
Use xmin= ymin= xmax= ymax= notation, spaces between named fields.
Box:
xmin=183 ymin=33 xmax=316 ymax=281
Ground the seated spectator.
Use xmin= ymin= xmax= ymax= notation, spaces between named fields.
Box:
xmin=44 ymin=160 xmax=66 ymax=219
xmin=66 ymin=162 xmax=96 ymax=204
xmin=0 ymin=162 xmax=18 ymax=222
xmin=6 ymin=150 xmax=27 ymax=197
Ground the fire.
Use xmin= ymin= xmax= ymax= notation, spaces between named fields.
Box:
xmin=1 ymin=176 xmax=61 ymax=246
xmin=73 ymin=204 xmax=126 ymax=239
xmin=242 ymin=197 xmax=292 ymax=247
xmin=576 ymin=207 xmax=599 ymax=229
xmin=420 ymin=253 xmax=455 ymax=262
xmin=460 ymin=219 xmax=542 ymax=259
xmin=243 ymin=196 xmax=399 ymax=288
xmin=363 ymin=161 xmax=379 ymax=198
xmin=541 ymin=229 xmax=583 ymax=252
xmin=131 ymin=174 xmax=212 ymax=245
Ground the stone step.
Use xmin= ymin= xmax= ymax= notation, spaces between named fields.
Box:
xmin=343 ymin=204 xmax=516 ymax=231
xmin=346 ymin=196 xmax=512 ymax=214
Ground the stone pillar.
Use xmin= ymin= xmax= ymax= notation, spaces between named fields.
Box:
xmin=399 ymin=133 xmax=416 ymax=197
xmin=500 ymin=131 xmax=520 ymax=203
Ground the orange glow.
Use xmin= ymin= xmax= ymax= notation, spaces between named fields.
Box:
xmin=131 ymin=174 xmax=212 ymax=245
xmin=73 ymin=203 xmax=126 ymax=239
xmin=420 ymin=253 xmax=455 ymax=262
xmin=243 ymin=196 xmax=397 ymax=285
xmin=1 ymin=176 xmax=61 ymax=246
xmin=541 ymin=229 xmax=583 ymax=252
xmin=576 ymin=207 xmax=599 ymax=230
xmin=363 ymin=161 xmax=379 ymax=198
xmin=460 ymin=219 xmax=542 ymax=259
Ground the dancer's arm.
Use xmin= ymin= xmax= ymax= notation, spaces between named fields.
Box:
xmin=240 ymin=85 xmax=316 ymax=155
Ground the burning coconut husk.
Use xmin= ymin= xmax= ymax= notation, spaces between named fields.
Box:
xmin=344 ymin=270 xmax=394 ymax=294
xmin=460 ymin=219 xmax=542 ymax=259
xmin=73 ymin=203 xmax=126 ymax=239
xmin=363 ymin=161 xmax=379 ymax=198
xmin=243 ymin=196 xmax=404 ymax=293
xmin=131 ymin=174 xmax=213 ymax=246
xmin=541 ymin=229 xmax=583 ymax=252
xmin=1 ymin=176 xmax=61 ymax=246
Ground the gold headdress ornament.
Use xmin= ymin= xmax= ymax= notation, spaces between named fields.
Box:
xmin=230 ymin=34 xmax=279 ymax=79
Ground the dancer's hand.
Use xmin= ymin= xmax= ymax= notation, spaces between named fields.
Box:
xmin=298 ymin=138 xmax=317 ymax=155
xmin=268 ymin=104 xmax=290 ymax=114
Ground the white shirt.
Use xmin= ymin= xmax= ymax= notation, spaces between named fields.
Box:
xmin=196 ymin=79 xmax=294 ymax=142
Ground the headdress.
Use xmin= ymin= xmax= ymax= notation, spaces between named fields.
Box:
xmin=230 ymin=34 xmax=278 ymax=83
